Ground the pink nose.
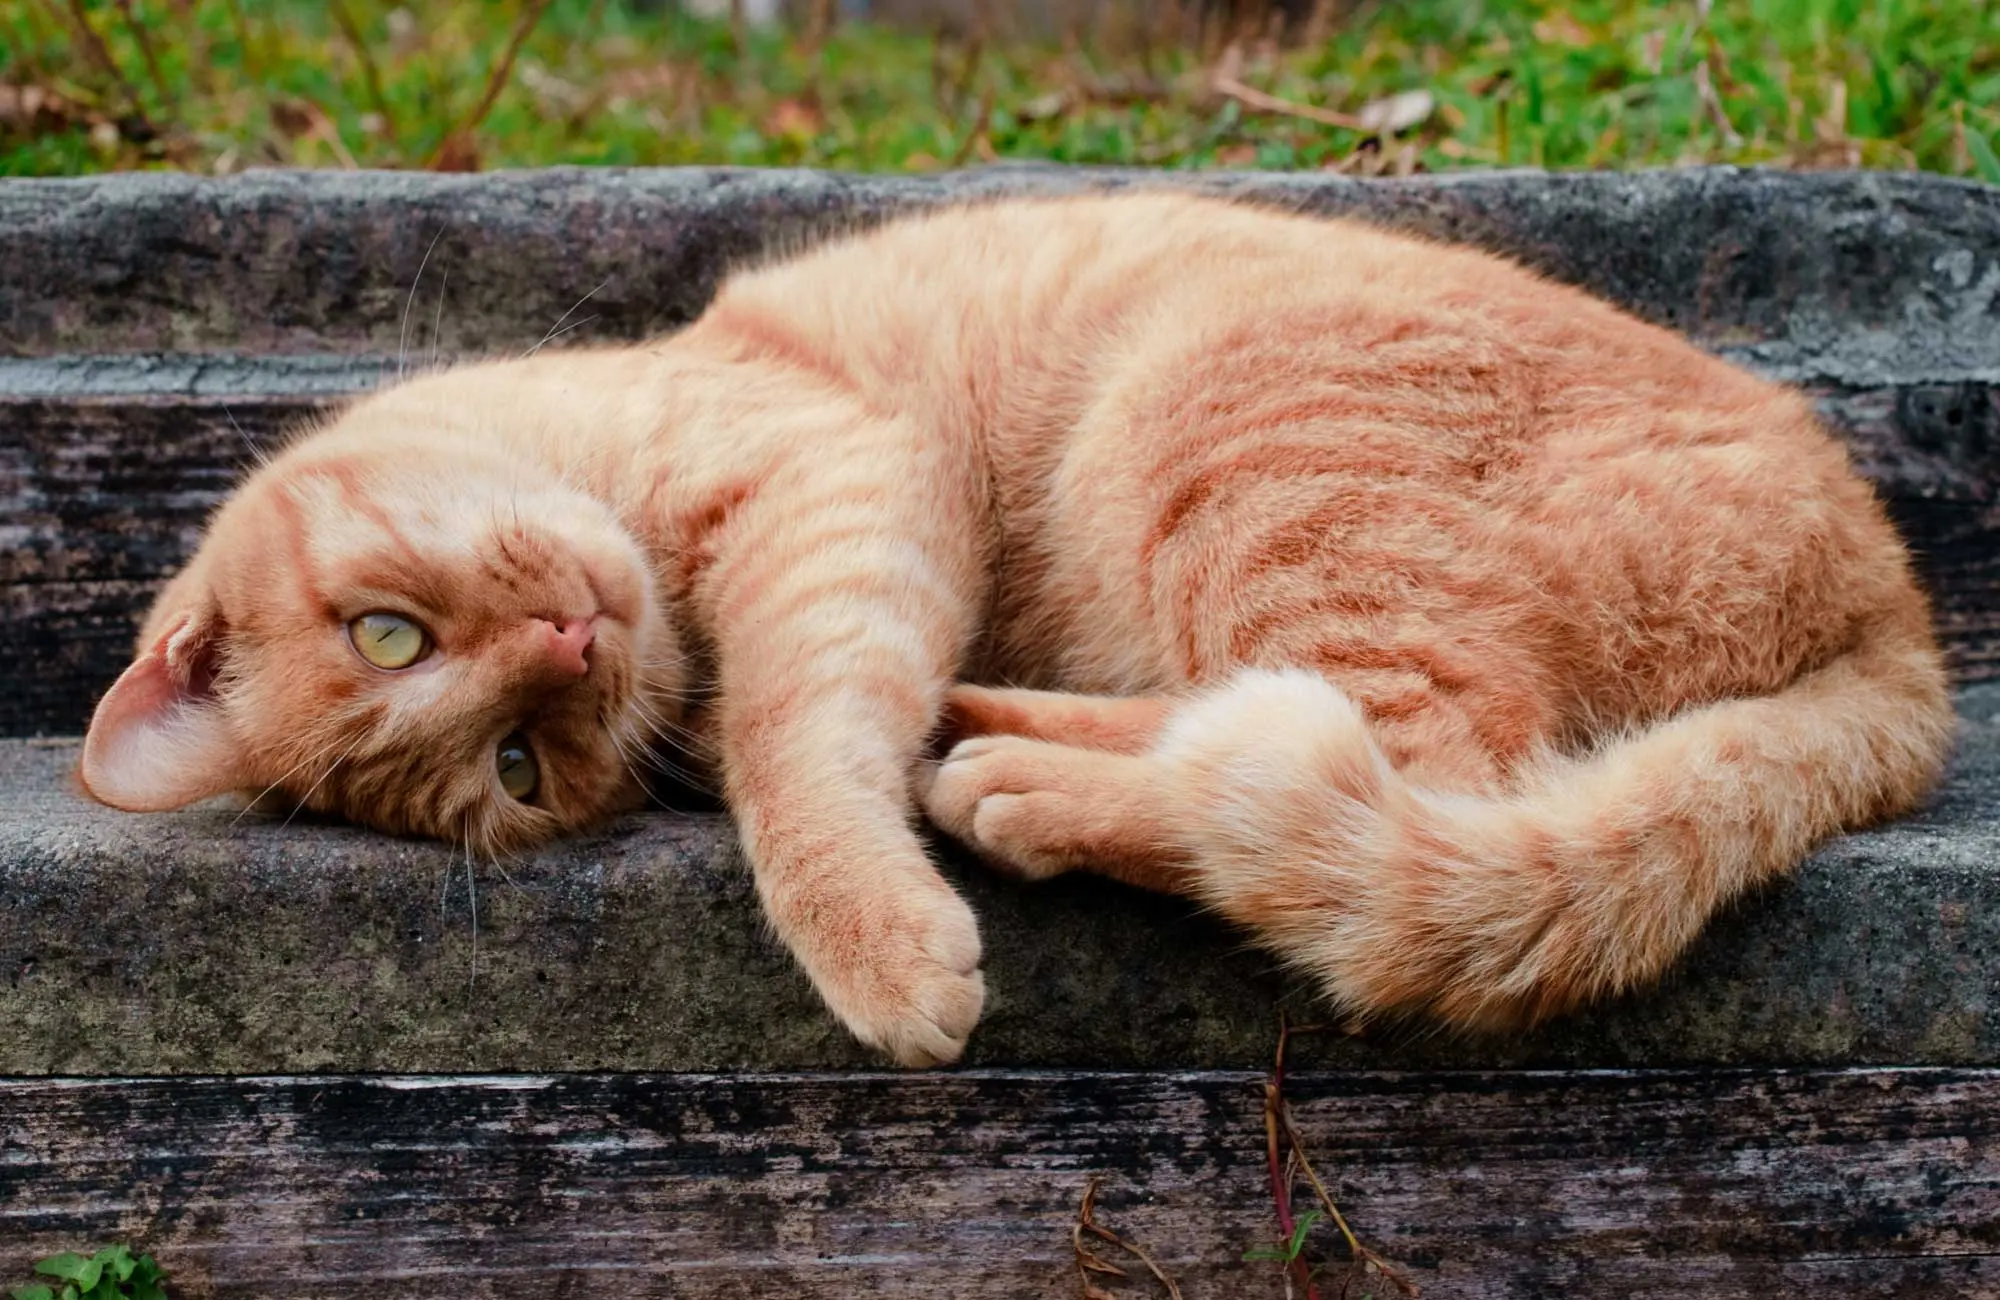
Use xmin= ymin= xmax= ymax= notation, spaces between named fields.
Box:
xmin=538 ymin=617 xmax=596 ymax=677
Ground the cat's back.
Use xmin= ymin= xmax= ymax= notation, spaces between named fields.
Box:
xmin=703 ymin=192 xmax=1763 ymax=428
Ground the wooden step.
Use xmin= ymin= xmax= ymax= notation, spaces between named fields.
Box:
xmin=3 ymin=1068 xmax=1995 ymax=1298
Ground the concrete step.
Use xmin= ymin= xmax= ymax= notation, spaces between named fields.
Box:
xmin=0 ymin=166 xmax=1994 ymax=1074
xmin=3 ymin=684 xmax=1995 ymax=1075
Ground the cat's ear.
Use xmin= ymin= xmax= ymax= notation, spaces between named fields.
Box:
xmin=80 ymin=597 xmax=247 ymax=812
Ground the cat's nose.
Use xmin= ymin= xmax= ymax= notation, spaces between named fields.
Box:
xmin=537 ymin=617 xmax=596 ymax=677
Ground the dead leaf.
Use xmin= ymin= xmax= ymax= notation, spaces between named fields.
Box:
xmin=764 ymin=97 xmax=823 ymax=137
xmin=383 ymin=5 xmax=422 ymax=56
xmin=1640 ymin=30 xmax=1668 ymax=74
xmin=603 ymin=63 xmax=678 ymax=104
xmin=1357 ymin=89 xmax=1434 ymax=135
xmin=1072 ymin=1177 xmax=1185 ymax=1300
xmin=520 ymin=62 xmax=591 ymax=116
xmin=1216 ymin=142 xmax=1258 ymax=165
xmin=1793 ymin=80 xmax=1860 ymax=169
xmin=269 ymin=98 xmax=315 ymax=138
xmin=267 ymin=98 xmax=358 ymax=167
xmin=431 ymin=131 xmax=481 ymax=171
xmin=1815 ymin=80 xmax=1849 ymax=143
xmin=1532 ymin=12 xmax=1594 ymax=46
xmin=1018 ymin=90 xmax=1074 ymax=121
xmin=0 ymin=83 xmax=82 ymax=137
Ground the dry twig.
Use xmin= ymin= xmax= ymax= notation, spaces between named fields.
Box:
xmin=1212 ymin=43 xmax=1366 ymax=131
xmin=1279 ymin=1111 xmax=1419 ymax=1295
xmin=1261 ymin=1015 xmax=1420 ymax=1298
xmin=948 ymin=89 xmax=995 ymax=167
xmin=1263 ymin=1015 xmax=1322 ymax=1300
xmin=330 ymin=0 xmax=401 ymax=151
xmin=290 ymin=98 xmax=359 ymax=168
xmin=55 ymin=0 xmax=155 ymax=134
xmin=1073 ymin=1177 xmax=1184 ymax=1300
xmin=427 ymin=0 xmax=554 ymax=169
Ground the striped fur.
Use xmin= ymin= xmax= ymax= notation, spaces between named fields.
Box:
xmin=82 ymin=195 xmax=1953 ymax=1065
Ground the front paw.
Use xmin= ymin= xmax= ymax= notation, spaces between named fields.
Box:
xmin=807 ymin=884 xmax=986 ymax=1068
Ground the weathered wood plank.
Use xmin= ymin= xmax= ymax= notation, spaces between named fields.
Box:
xmin=1 ymin=1070 xmax=1995 ymax=1298
xmin=3 ymin=377 xmax=1994 ymax=739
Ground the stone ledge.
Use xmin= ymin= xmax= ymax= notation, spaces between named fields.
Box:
xmin=4 ymin=166 xmax=1999 ymax=387
xmin=2 ymin=686 xmax=1994 ymax=1075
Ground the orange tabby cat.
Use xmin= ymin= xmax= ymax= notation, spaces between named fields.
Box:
xmin=80 ymin=194 xmax=1954 ymax=1064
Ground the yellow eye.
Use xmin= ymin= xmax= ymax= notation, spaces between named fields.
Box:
xmin=497 ymin=734 xmax=539 ymax=802
xmin=349 ymin=612 xmax=431 ymax=670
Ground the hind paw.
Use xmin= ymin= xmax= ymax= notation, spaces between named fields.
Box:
xmin=921 ymin=736 xmax=1187 ymax=891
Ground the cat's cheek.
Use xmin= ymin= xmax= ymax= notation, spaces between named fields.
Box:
xmin=608 ymin=768 xmax=650 ymax=815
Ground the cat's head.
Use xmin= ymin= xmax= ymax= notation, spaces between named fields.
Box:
xmin=78 ymin=374 xmax=684 ymax=852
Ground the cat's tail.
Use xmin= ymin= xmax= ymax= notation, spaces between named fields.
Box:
xmin=1160 ymin=612 xmax=1954 ymax=1029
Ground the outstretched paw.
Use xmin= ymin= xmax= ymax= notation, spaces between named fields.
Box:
xmin=807 ymin=880 xmax=986 ymax=1068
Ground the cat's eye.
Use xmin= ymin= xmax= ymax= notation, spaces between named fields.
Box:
xmin=497 ymin=734 xmax=539 ymax=802
xmin=349 ymin=612 xmax=431 ymax=670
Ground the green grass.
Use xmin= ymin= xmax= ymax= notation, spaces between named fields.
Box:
xmin=2 ymin=0 xmax=1997 ymax=179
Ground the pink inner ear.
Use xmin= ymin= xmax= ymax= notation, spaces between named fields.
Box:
xmin=79 ymin=617 xmax=246 ymax=813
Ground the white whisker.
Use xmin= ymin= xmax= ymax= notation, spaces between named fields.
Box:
xmin=466 ymin=833 xmax=479 ymax=989
xmin=429 ymin=266 xmax=451 ymax=373
xmin=524 ymin=314 xmax=599 ymax=358
xmin=223 ymin=404 xmax=270 ymax=472
xmin=279 ymin=731 xmax=368 ymax=831
xmin=233 ymin=734 xmax=344 ymax=826
xmin=524 ymin=278 xmax=612 ymax=359
xmin=398 ymin=225 xmax=447 ymax=381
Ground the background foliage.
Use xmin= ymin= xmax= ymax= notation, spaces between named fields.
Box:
xmin=3 ymin=0 xmax=1997 ymax=179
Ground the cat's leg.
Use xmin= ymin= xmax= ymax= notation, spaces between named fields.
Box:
xmin=941 ymin=683 xmax=1173 ymax=754
xmin=693 ymin=427 xmax=993 ymax=1068
xmin=713 ymin=599 xmax=982 ymax=1065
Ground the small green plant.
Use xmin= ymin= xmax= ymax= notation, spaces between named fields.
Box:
xmin=10 ymin=1246 xmax=166 ymax=1300
xmin=1243 ymin=1207 xmax=1324 ymax=1266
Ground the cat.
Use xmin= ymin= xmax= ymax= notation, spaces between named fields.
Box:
xmin=78 ymin=192 xmax=1954 ymax=1065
